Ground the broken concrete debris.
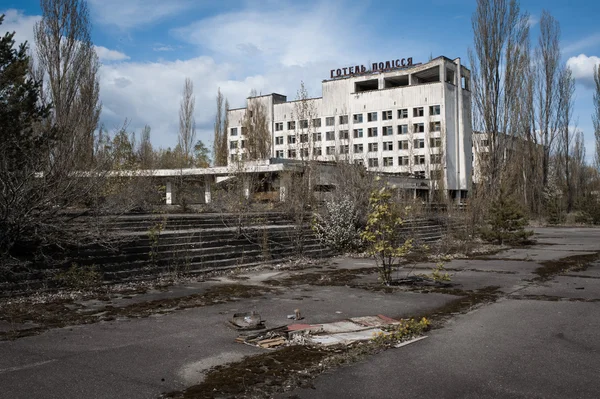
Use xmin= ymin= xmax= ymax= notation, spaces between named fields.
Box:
xmin=229 ymin=311 xmax=265 ymax=330
xmin=235 ymin=314 xmax=401 ymax=349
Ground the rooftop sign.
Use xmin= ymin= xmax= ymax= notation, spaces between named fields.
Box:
xmin=329 ymin=57 xmax=414 ymax=79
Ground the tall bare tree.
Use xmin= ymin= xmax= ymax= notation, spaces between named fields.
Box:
xmin=292 ymin=81 xmax=318 ymax=161
xmin=594 ymin=64 xmax=600 ymax=170
xmin=138 ymin=125 xmax=154 ymax=169
xmin=213 ymin=88 xmax=229 ymax=166
xmin=556 ymin=67 xmax=576 ymax=212
xmin=243 ymin=90 xmax=271 ymax=160
xmin=468 ymin=0 xmax=531 ymax=195
xmin=178 ymin=77 xmax=196 ymax=167
xmin=34 ymin=0 xmax=101 ymax=169
xmin=535 ymin=10 xmax=562 ymax=189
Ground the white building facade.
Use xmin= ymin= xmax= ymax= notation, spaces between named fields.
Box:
xmin=228 ymin=56 xmax=473 ymax=199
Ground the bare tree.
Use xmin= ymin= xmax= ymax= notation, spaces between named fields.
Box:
xmin=243 ymin=90 xmax=271 ymax=160
xmin=34 ymin=0 xmax=101 ymax=169
xmin=137 ymin=125 xmax=154 ymax=169
xmin=213 ymin=88 xmax=229 ymax=166
xmin=594 ymin=64 xmax=600 ymax=170
xmin=178 ymin=77 xmax=196 ymax=167
xmin=556 ymin=67 xmax=576 ymax=212
xmin=292 ymin=81 xmax=318 ymax=161
xmin=468 ymin=0 xmax=531 ymax=195
xmin=535 ymin=10 xmax=562 ymax=189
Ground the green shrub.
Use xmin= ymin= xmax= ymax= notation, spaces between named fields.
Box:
xmin=54 ymin=263 xmax=102 ymax=290
xmin=480 ymin=190 xmax=533 ymax=245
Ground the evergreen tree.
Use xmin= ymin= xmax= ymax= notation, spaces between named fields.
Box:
xmin=481 ymin=188 xmax=533 ymax=245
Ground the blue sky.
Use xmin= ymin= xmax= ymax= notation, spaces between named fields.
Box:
xmin=2 ymin=0 xmax=600 ymax=159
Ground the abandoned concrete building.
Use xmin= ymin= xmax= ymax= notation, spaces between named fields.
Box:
xmin=227 ymin=56 xmax=473 ymax=201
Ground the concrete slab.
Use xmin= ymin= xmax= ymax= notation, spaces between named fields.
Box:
xmin=514 ymin=275 xmax=600 ymax=300
xmin=281 ymin=299 xmax=600 ymax=399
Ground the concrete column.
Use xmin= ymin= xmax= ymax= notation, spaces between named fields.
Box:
xmin=204 ymin=182 xmax=212 ymax=204
xmin=166 ymin=181 xmax=173 ymax=205
xmin=279 ymin=185 xmax=286 ymax=202
xmin=243 ymin=179 xmax=250 ymax=200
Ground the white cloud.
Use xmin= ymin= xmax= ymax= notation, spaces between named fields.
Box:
xmin=153 ymin=45 xmax=175 ymax=52
xmin=0 ymin=9 xmax=40 ymax=48
xmin=567 ymin=54 xmax=600 ymax=89
xmin=88 ymin=0 xmax=193 ymax=30
xmin=527 ymin=15 xmax=538 ymax=27
xmin=173 ymin=2 xmax=389 ymax=68
xmin=94 ymin=45 xmax=129 ymax=61
xmin=562 ymin=33 xmax=600 ymax=55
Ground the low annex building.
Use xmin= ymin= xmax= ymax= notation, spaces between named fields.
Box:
xmin=227 ymin=56 xmax=473 ymax=200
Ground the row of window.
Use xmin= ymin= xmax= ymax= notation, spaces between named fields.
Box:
xmin=234 ymin=137 xmax=442 ymax=151
xmin=230 ymin=106 xmax=442 ymax=136
xmin=273 ymin=122 xmax=441 ymax=144
xmin=272 ymin=151 xmax=442 ymax=166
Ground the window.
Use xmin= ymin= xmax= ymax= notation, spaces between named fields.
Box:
xmin=300 ymin=134 xmax=309 ymax=143
xmin=367 ymin=112 xmax=378 ymax=122
xmin=275 ymin=123 xmax=283 ymax=131
xmin=414 ymin=155 xmax=426 ymax=165
xmin=355 ymin=159 xmax=364 ymax=166
xmin=313 ymin=132 xmax=322 ymax=142
xmin=287 ymin=121 xmax=296 ymax=130
xmin=300 ymin=148 xmax=309 ymax=158
xmin=326 ymin=116 xmax=335 ymax=126
xmin=430 ymin=137 xmax=442 ymax=148
xmin=241 ymin=140 xmax=246 ymax=149
xmin=353 ymin=143 xmax=363 ymax=153
xmin=368 ymin=158 xmax=379 ymax=167
xmin=353 ymin=128 xmax=363 ymax=138
xmin=368 ymin=143 xmax=378 ymax=152
xmin=399 ymin=140 xmax=409 ymax=150
xmin=431 ymin=154 xmax=442 ymax=164
xmin=353 ymin=113 xmax=363 ymax=123
xmin=312 ymin=118 xmax=322 ymax=128
xmin=430 ymin=121 xmax=441 ymax=132
xmin=275 ymin=150 xmax=284 ymax=158
xmin=326 ymin=146 xmax=336 ymax=155
xmin=241 ymin=127 xmax=247 ymax=135
xmin=288 ymin=135 xmax=296 ymax=144
xmin=382 ymin=126 xmax=394 ymax=136
xmin=230 ymin=154 xmax=237 ymax=162
xmin=413 ymin=123 xmax=425 ymax=133
xmin=398 ymin=109 xmax=408 ymax=119
xmin=415 ymin=171 xmax=426 ymax=178
xmin=288 ymin=149 xmax=297 ymax=158
xmin=398 ymin=124 xmax=408 ymax=134
xmin=398 ymin=156 xmax=409 ymax=165
xmin=414 ymin=139 xmax=425 ymax=148
xmin=413 ymin=107 xmax=424 ymax=117
xmin=229 ymin=141 xmax=238 ymax=149
xmin=339 ymin=130 xmax=349 ymax=140
xmin=326 ymin=131 xmax=335 ymax=141
xmin=368 ymin=127 xmax=378 ymax=137
xmin=275 ymin=136 xmax=284 ymax=145
xmin=430 ymin=105 xmax=441 ymax=116
xmin=383 ymin=141 xmax=394 ymax=151
xmin=339 ymin=144 xmax=349 ymax=154
xmin=383 ymin=157 xmax=394 ymax=167
xmin=313 ymin=147 xmax=322 ymax=156
xmin=300 ymin=119 xmax=309 ymax=129
xmin=339 ymin=115 xmax=348 ymax=125
xmin=230 ymin=127 xmax=238 ymax=136
xmin=382 ymin=110 xmax=392 ymax=120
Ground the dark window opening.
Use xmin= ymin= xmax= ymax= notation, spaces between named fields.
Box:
xmin=355 ymin=79 xmax=379 ymax=92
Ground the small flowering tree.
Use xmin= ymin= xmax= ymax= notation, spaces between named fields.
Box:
xmin=313 ymin=196 xmax=361 ymax=252
xmin=361 ymin=184 xmax=413 ymax=285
